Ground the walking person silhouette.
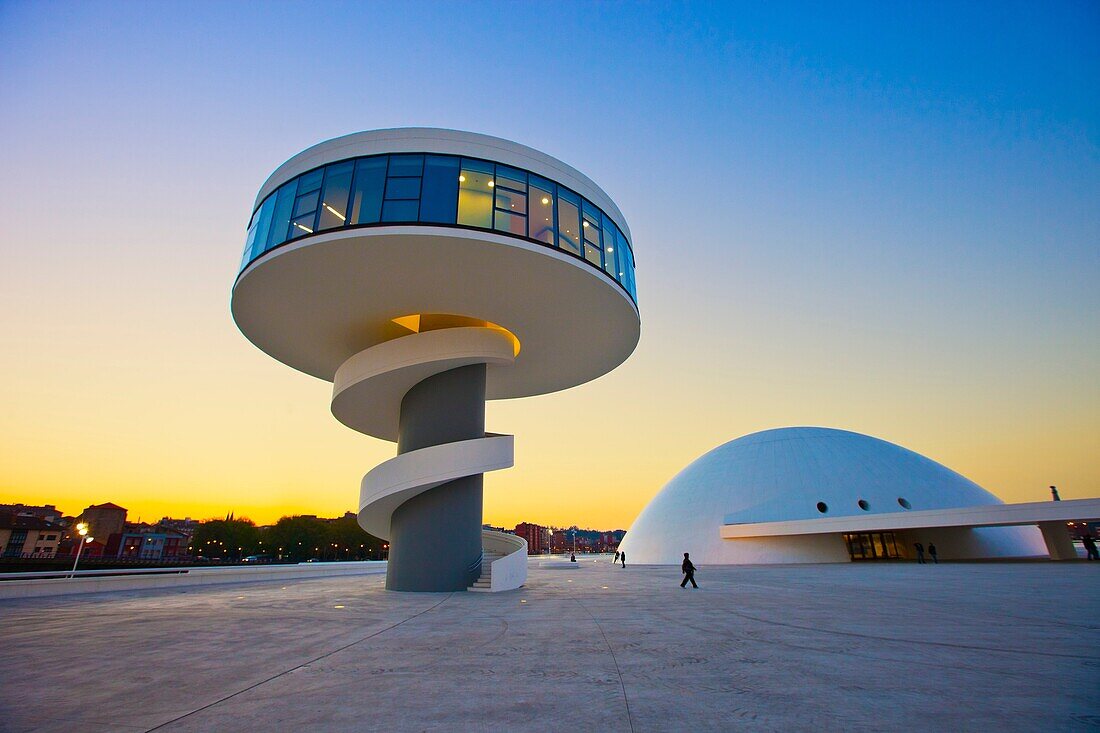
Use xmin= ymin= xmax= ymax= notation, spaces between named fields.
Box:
xmin=680 ymin=552 xmax=698 ymax=588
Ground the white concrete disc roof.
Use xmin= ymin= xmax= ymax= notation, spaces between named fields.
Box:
xmin=232 ymin=226 xmax=640 ymax=398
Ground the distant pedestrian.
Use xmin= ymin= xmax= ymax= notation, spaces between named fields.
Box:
xmin=680 ymin=552 xmax=698 ymax=588
xmin=1083 ymin=535 xmax=1099 ymax=561
xmin=1051 ymin=485 xmax=1061 ymax=501
xmin=614 ymin=550 xmax=620 ymax=563
xmin=620 ymin=551 xmax=626 ymax=568
xmin=928 ymin=543 xmax=938 ymax=564
xmin=914 ymin=542 xmax=926 ymax=564
xmin=570 ymin=552 xmax=576 ymax=562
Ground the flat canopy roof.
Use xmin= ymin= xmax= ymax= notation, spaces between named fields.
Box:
xmin=720 ymin=498 xmax=1100 ymax=539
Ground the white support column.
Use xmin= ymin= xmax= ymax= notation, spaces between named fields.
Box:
xmin=1038 ymin=522 xmax=1077 ymax=560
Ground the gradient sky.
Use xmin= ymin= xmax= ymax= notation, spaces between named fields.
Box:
xmin=1 ymin=1 xmax=1097 ymax=528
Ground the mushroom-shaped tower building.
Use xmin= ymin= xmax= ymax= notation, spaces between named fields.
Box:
xmin=232 ymin=129 xmax=639 ymax=592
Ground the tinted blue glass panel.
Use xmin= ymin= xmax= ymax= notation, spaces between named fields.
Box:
xmin=494 ymin=210 xmax=526 ymax=236
xmin=601 ymin=212 xmax=618 ymax=272
xmin=457 ymin=159 xmax=494 ymax=228
xmin=297 ymin=168 xmax=324 ymax=193
xmin=615 ymin=230 xmax=628 ymax=283
xmin=626 ymin=242 xmax=637 ymax=298
xmin=288 ymin=213 xmax=315 ymax=239
xmin=582 ymin=201 xmax=602 ymax=268
xmin=385 ymin=177 xmax=420 ymax=200
xmin=251 ymin=195 xmax=276 ymax=259
xmin=268 ymin=180 xmax=297 ymax=249
xmin=317 ymin=161 xmax=353 ymax=231
xmin=528 ymin=175 xmax=555 ymax=244
xmin=242 ymin=219 xmax=258 ymax=268
xmin=557 ymin=188 xmax=582 ymax=256
xmin=350 ymin=157 xmax=387 ymax=224
xmin=617 ymin=227 xmax=635 ymax=296
xmin=240 ymin=152 xmax=636 ymax=302
xmin=293 ymin=190 xmax=320 ymax=217
xmin=381 ymin=199 xmax=418 ymax=222
xmin=388 ymin=154 xmax=423 ymax=177
xmin=495 ymin=185 xmax=526 ymax=215
xmin=420 ymin=155 xmax=459 ymax=224
xmin=495 ymin=165 xmax=526 ymax=192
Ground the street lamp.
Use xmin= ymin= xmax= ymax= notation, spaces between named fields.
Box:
xmin=69 ymin=522 xmax=94 ymax=578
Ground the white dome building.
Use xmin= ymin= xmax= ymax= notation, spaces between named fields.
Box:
xmin=619 ymin=427 xmax=1048 ymax=564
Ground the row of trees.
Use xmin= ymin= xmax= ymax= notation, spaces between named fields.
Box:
xmin=191 ymin=514 xmax=386 ymax=562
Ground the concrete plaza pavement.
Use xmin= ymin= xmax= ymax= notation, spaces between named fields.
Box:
xmin=1 ymin=559 xmax=1098 ymax=732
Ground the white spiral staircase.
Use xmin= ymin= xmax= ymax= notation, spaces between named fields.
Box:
xmin=331 ymin=326 xmax=528 ymax=592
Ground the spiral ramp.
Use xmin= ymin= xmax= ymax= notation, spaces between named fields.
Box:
xmin=332 ymin=326 xmax=528 ymax=592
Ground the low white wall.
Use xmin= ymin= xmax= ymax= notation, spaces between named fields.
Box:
xmin=0 ymin=562 xmax=387 ymax=600
xmin=482 ymin=530 xmax=527 ymax=591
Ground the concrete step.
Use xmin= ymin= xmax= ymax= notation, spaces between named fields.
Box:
xmin=469 ymin=544 xmax=523 ymax=591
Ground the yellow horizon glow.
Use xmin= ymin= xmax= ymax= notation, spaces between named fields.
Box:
xmin=4 ymin=329 xmax=1097 ymax=529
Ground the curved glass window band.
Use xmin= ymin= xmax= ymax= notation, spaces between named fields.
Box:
xmin=242 ymin=153 xmax=637 ymax=304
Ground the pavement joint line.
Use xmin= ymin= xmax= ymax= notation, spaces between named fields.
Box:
xmin=711 ymin=608 xmax=1098 ymax=660
xmin=755 ymin=634 xmax=1048 ymax=680
xmin=719 ymin=578 xmax=1100 ymax=630
xmin=569 ymin=591 xmax=635 ymax=733
xmin=141 ymin=591 xmax=455 ymax=732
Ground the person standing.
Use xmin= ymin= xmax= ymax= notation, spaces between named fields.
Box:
xmin=914 ymin=542 xmax=926 ymax=564
xmin=928 ymin=542 xmax=938 ymax=564
xmin=680 ymin=552 xmax=698 ymax=588
xmin=613 ymin=550 xmax=620 ymax=564
xmin=620 ymin=551 xmax=626 ymax=568
xmin=1083 ymin=535 xmax=1099 ymax=561
xmin=1051 ymin=485 xmax=1061 ymax=501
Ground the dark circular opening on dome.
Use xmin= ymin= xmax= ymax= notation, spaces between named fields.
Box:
xmin=858 ymin=499 xmax=870 ymax=511
xmin=898 ymin=497 xmax=911 ymax=510
xmin=816 ymin=502 xmax=828 ymax=514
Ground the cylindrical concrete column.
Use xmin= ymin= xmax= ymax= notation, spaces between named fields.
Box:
xmin=386 ymin=364 xmax=487 ymax=591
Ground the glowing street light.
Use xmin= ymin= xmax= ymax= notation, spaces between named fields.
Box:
xmin=69 ymin=522 xmax=94 ymax=578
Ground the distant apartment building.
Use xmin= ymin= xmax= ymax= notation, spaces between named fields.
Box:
xmin=601 ymin=530 xmax=626 ymax=552
xmin=53 ymin=503 xmax=192 ymax=561
xmin=0 ymin=512 xmax=62 ymax=558
xmin=106 ymin=524 xmax=189 ymax=560
xmin=79 ymin=503 xmax=128 ymax=545
xmin=513 ymin=523 xmax=549 ymax=555
xmin=0 ymin=503 xmax=64 ymax=524
xmin=157 ymin=517 xmax=200 ymax=539
xmin=548 ymin=527 xmax=625 ymax=553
